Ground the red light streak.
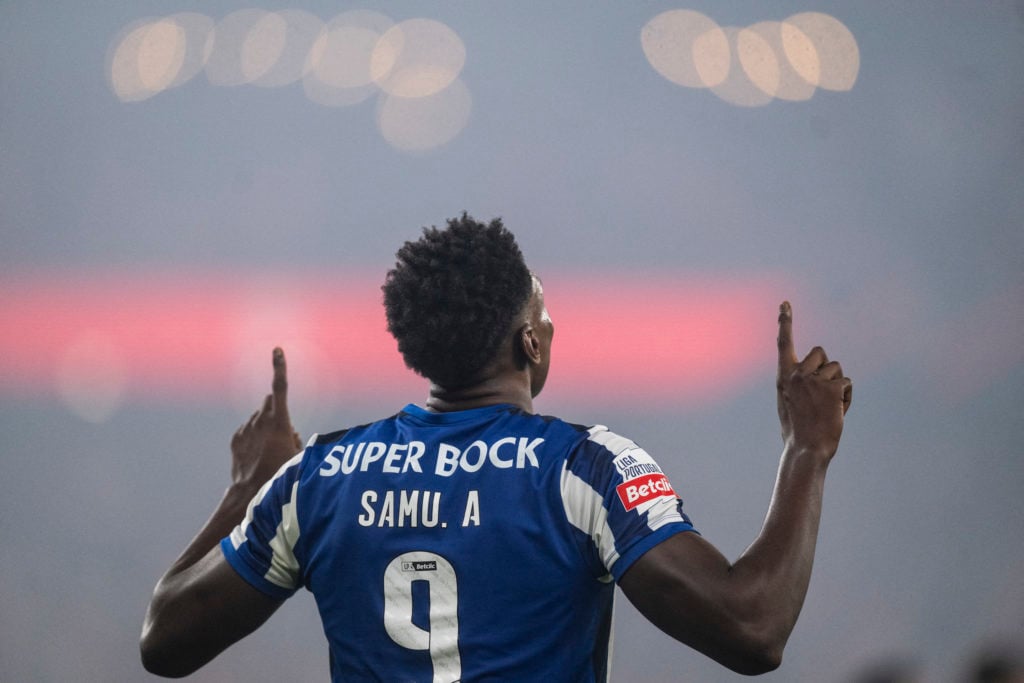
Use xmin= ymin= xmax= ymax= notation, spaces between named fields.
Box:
xmin=0 ymin=270 xmax=790 ymax=408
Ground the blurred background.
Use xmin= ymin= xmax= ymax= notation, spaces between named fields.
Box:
xmin=1 ymin=1 xmax=1021 ymax=681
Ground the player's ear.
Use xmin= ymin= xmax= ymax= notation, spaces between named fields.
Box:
xmin=517 ymin=324 xmax=542 ymax=366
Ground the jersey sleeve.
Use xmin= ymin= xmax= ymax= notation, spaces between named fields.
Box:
xmin=220 ymin=451 xmax=306 ymax=599
xmin=560 ymin=426 xmax=697 ymax=582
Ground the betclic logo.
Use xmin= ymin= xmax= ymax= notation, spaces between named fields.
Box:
xmin=616 ymin=474 xmax=676 ymax=511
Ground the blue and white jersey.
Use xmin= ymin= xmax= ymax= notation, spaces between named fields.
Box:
xmin=222 ymin=403 xmax=696 ymax=682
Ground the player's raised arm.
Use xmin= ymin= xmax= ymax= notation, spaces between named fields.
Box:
xmin=140 ymin=348 xmax=303 ymax=677
xmin=618 ymin=302 xmax=852 ymax=675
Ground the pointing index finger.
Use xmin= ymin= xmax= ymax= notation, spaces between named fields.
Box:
xmin=271 ymin=347 xmax=290 ymax=420
xmin=777 ymin=301 xmax=797 ymax=374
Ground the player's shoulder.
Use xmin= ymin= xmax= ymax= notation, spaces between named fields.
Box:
xmin=562 ymin=424 xmax=676 ymax=515
xmin=563 ymin=423 xmax=652 ymax=480
xmin=510 ymin=409 xmax=600 ymax=447
xmin=298 ymin=414 xmax=405 ymax=476
xmin=581 ymin=424 xmax=642 ymax=457
xmin=520 ymin=410 xmax=644 ymax=456
xmin=308 ymin=413 xmax=402 ymax=448
xmin=518 ymin=408 xmax=587 ymax=430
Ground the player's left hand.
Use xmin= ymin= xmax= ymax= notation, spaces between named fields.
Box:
xmin=230 ymin=347 xmax=304 ymax=488
xmin=776 ymin=302 xmax=852 ymax=462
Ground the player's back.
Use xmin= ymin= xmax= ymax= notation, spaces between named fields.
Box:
xmin=299 ymin=403 xmax=612 ymax=681
xmin=224 ymin=402 xmax=694 ymax=682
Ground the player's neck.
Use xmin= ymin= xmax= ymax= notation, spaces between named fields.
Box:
xmin=424 ymin=374 xmax=533 ymax=414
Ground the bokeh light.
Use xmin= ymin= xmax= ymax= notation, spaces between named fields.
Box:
xmin=54 ymin=332 xmax=128 ymax=423
xmin=238 ymin=11 xmax=289 ymax=84
xmin=779 ymin=20 xmax=822 ymax=90
xmin=107 ymin=9 xmax=474 ymax=152
xmin=709 ymin=27 xmax=775 ymax=108
xmin=740 ymin=21 xmax=816 ymax=101
xmin=783 ymin=11 xmax=860 ymax=91
xmin=303 ymin=10 xmax=395 ymax=107
xmin=377 ymin=78 xmax=472 ymax=152
xmin=641 ymin=10 xmax=729 ymax=89
xmin=250 ymin=10 xmax=324 ymax=87
xmin=205 ymin=8 xmax=277 ymax=86
xmin=108 ymin=18 xmax=187 ymax=102
xmin=168 ymin=13 xmax=216 ymax=87
xmin=370 ymin=18 xmax=466 ymax=98
xmin=136 ymin=20 xmax=186 ymax=92
xmin=735 ymin=26 xmax=780 ymax=100
xmin=641 ymin=9 xmax=859 ymax=105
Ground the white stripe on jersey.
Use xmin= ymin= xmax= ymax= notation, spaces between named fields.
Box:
xmin=229 ymin=452 xmax=304 ymax=551
xmin=265 ymin=480 xmax=301 ymax=589
xmin=585 ymin=425 xmax=636 ymax=458
xmin=588 ymin=427 xmax=684 ymax=529
xmin=560 ymin=465 xmax=619 ymax=578
xmin=645 ymin=497 xmax=687 ymax=533
xmin=565 ymin=426 xmax=687 ymax=577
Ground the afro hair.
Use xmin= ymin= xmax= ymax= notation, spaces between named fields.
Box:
xmin=382 ymin=213 xmax=533 ymax=387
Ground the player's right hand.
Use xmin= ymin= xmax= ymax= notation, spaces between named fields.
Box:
xmin=229 ymin=347 xmax=304 ymax=488
xmin=775 ymin=302 xmax=852 ymax=460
